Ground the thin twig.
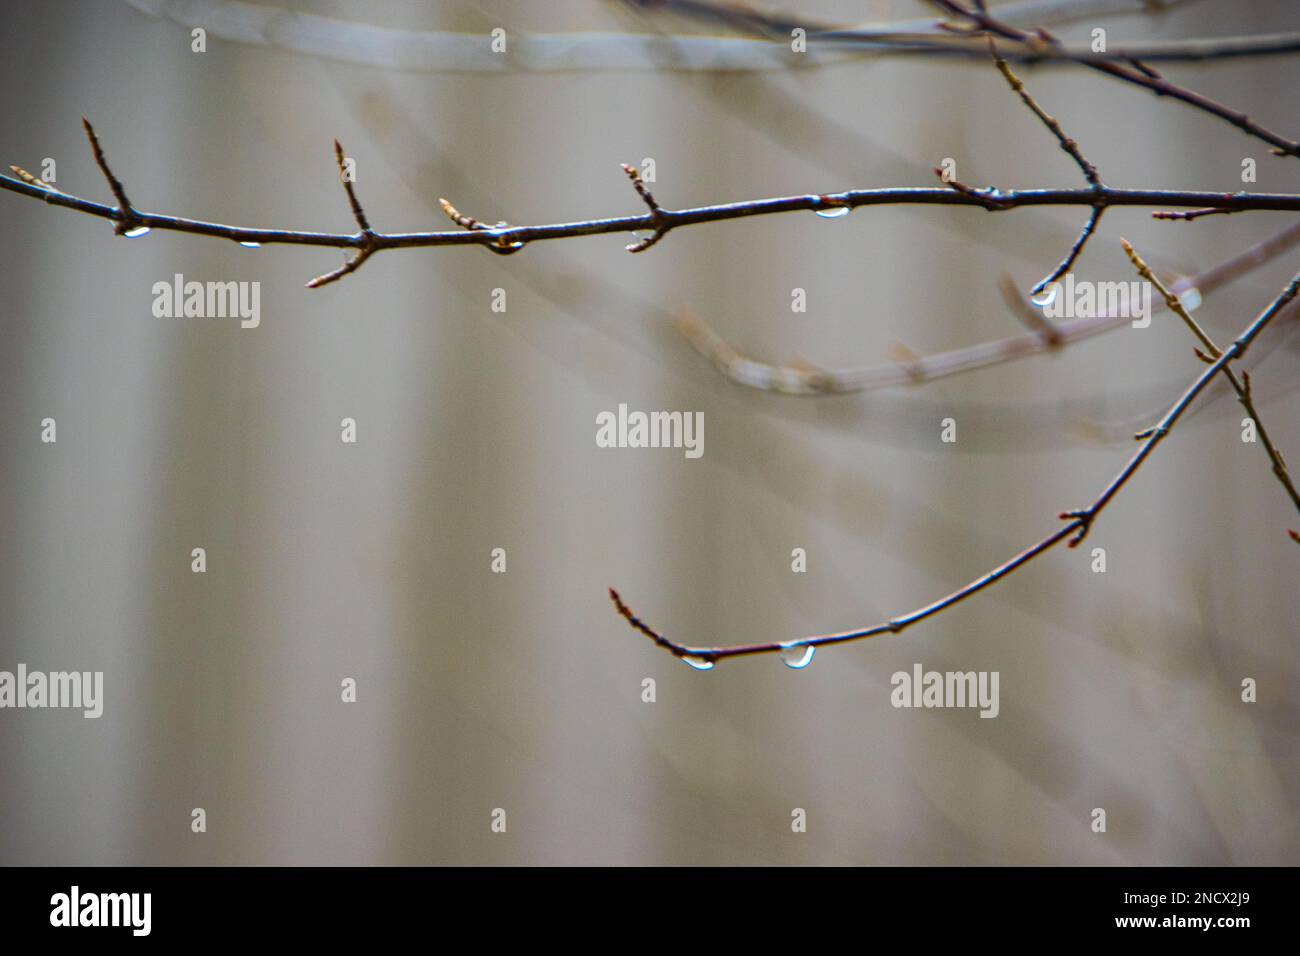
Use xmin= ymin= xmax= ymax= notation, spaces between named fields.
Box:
xmin=8 ymin=165 xmax=60 ymax=193
xmin=1123 ymin=238 xmax=1300 ymax=531
xmin=627 ymin=0 xmax=1300 ymax=65
xmin=127 ymin=0 xmax=1298 ymax=71
xmin=305 ymin=139 xmax=379 ymax=289
xmin=931 ymin=0 xmax=1300 ymax=160
xmin=934 ymin=168 xmax=1012 ymax=209
xmin=1034 ymin=206 xmax=1105 ymax=293
xmin=81 ymin=118 xmax=143 ymax=235
xmin=621 ymin=163 xmax=671 ymax=252
xmin=9 ymin=124 xmax=1300 ymax=288
xmin=1152 ymin=206 xmax=1242 ymax=222
xmin=990 ymin=41 xmax=1100 ymax=187
xmin=987 ymin=38 xmax=1106 ymax=292
xmin=613 ymin=271 xmax=1300 ymax=664
xmin=674 ymin=220 xmax=1300 ymax=395
xmin=437 ymin=196 xmax=530 ymax=257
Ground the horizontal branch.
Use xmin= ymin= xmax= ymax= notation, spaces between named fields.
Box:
xmin=628 ymin=0 xmax=1300 ymax=65
xmin=5 ymin=128 xmax=1300 ymax=288
xmin=1124 ymin=237 xmax=1300 ymax=538
xmin=120 ymin=0 xmax=1242 ymax=73
xmin=931 ymin=0 xmax=1300 ymax=159
xmin=612 ymin=270 xmax=1300 ymax=665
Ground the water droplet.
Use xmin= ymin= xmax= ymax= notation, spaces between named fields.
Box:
xmin=1031 ymin=283 xmax=1060 ymax=308
xmin=486 ymin=230 xmax=525 ymax=255
xmin=681 ymin=655 xmax=715 ymax=671
xmin=238 ymin=240 xmax=262 ymax=249
xmin=1179 ymin=287 xmax=1202 ymax=312
xmin=814 ymin=205 xmax=851 ymax=219
xmin=779 ymin=644 xmax=815 ymax=669
xmin=122 ymin=225 xmax=151 ymax=238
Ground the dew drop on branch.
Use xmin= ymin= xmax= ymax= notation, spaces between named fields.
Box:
xmin=238 ymin=240 xmax=262 ymax=249
xmin=779 ymin=644 xmax=816 ymax=669
xmin=814 ymin=206 xmax=851 ymax=219
xmin=681 ymin=655 xmax=715 ymax=671
xmin=121 ymin=225 xmax=152 ymax=238
xmin=1030 ymin=284 xmax=1059 ymax=308
xmin=482 ymin=228 xmax=526 ymax=255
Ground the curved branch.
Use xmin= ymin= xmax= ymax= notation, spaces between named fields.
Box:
xmin=674 ymin=220 xmax=1300 ymax=396
xmin=613 ymin=271 xmax=1300 ymax=665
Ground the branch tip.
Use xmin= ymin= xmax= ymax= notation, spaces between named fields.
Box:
xmin=81 ymin=116 xmax=138 ymax=232
xmin=330 ymin=138 xmax=371 ymax=234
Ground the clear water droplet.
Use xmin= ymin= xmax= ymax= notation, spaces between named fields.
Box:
xmin=814 ymin=205 xmax=851 ymax=219
xmin=681 ymin=655 xmax=715 ymax=671
xmin=779 ymin=644 xmax=815 ymax=669
xmin=122 ymin=225 xmax=151 ymax=238
xmin=238 ymin=240 xmax=262 ymax=249
xmin=486 ymin=230 xmax=525 ymax=255
xmin=1031 ymin=283 xmax=1059 ymax=308
xmin=1179 ymin=287 xmax=1202 ymax=312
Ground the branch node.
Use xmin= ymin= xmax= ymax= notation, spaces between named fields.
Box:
xmin=622 ymin=163 xmax=670 ymax=253
xmin=934 ymin=167 xmax=1008 ymax=210
xmin=1060 ymin=509 xmax=1094 ymax=547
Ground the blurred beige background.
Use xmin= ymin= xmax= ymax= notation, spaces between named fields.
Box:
xmin=0 ymin=0 xmax=1297 ymax=865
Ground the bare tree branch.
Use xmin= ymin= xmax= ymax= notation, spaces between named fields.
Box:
xmin=121 ymin=0 xmax=1269 ymax=74
xmin=80 ymin=118 xmax=146 ymax=237
xmin=674 ymin=221 xmax=1300 ymax=395
xmin=986 ymin=38 xmax=1106 ymax=292
xmin=612 ymin=271 xmax=1300 ymax=666
xmin=5 ymin=122 xmax=1300 ymax=289
xmin=1123 ymin=238 xmax=1300 ymax=539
